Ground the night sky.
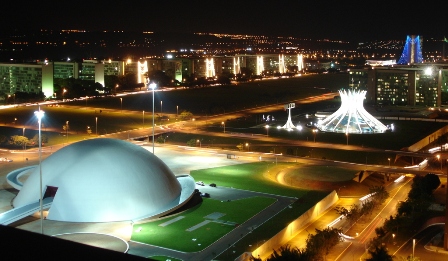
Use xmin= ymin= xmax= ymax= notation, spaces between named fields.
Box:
xmin=4 ymin=0 xmax=447 ymax=41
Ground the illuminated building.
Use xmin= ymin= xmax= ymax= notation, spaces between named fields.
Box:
xmin=397 ymin=35 xmax=423 ymax=64
xmin=316 ymin=89 xmax=389 ymax=134
xmin=349 ymin=64 xmax=448 ymax=107
xmin=7 ymin=138 xmax=195 ymax=223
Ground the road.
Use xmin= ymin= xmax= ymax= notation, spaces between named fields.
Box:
xmin=1 ymin=92 xmax=447 ymax=260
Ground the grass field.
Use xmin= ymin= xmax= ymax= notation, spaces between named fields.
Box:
xmin=132 ymin=196 xmax=276 ymax=252
xmin=130 ymin=161 xmax=355 ymax=257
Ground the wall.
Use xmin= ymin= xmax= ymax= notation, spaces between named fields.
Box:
xmin=237 ymin=190 xmax=339 ymax=261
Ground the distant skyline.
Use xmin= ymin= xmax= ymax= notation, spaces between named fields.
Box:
xmin=4 ymin=1 xmax=447 ymax=41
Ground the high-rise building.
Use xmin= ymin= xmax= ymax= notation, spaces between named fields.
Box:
xmin=397 ymin=35 xmax=423 ymax=64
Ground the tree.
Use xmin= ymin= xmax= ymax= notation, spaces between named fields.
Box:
xmin=370 ymin=185 xmax=389 ymax=205
xmin=186 ymin=139 xmax=197 ymax=147
xmin=305 ymin=227 xmax=342 ymax=260
xmin=179 ymin=110 xmax=193 ymax=120
xmin=31 ymin=134 xmax=48 ymax=145
xmin=335 ymin=203 xmax=361 ymax=224
xmin=9 ymin=135 xmax=29 ymax=148
xmin=146 ymin=70 xmax=173 ymax=87
xmin=0 ymin=135 xmax=8 ymax=145
xmin=421 ymin=173 xmax=441 ymax=194
xmin=265 ymin=244 xmax=311 ymax=261
xmin=365 ymin=244 xmax=393 ymax=261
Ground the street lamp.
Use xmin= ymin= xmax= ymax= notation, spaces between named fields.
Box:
xmin=160 ymin=100 xmax=163 ymax=114
xmin=222 ymin=121 xmax=226 ymax=133
xmin=150 ymin=83 xmax=157 ymax=153
xmin=63 ymin=88 xmax=67 ymax=100
xmin=120 ymin=98 xmax=122 ymax=113
xmin=142 ymin=110 xmax=145 ymax=128
xmin=65 ymin=121 xmax=69 ymax=139
xmin=34 ymin=107 xmax=45 ymax=234
xmin=95 ymin=117 xmax=98 ymax=136
xmin=22 ymin=127 xmax=25 ymax=137
xmin=176 ymin=105 xmax=178 ymax=117
xmin=388 ymin=158 xmax=391 ymax=167
xmin=246 ymin=142 xmax=250 ymax=152
xmin=437 ymin=154 xmax=442 ymax=170
xmin=412 ymin=238 xmax=416 ymax=259
xmin=197 ymin=139 xmax=201 ymax=148
xmin=312 ymin=129 xmax=317 ymax=142
xmin=265 ymin=125 xmax=269 ymax=136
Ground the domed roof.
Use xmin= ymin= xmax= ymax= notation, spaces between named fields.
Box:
xmin=12 ymin=138 xmax=193 ymax=222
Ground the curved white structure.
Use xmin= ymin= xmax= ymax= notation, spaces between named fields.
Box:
xmin=316 ymin=89 xmax=389 ymax=134
xmin=12 ymin=138 xmax=195 ymax=222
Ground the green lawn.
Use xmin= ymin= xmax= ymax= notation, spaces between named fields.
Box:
xmin=131 ymin=161 xmax=345 ymax=255
xmin=131 ymin=196 xmax=276 ymax=252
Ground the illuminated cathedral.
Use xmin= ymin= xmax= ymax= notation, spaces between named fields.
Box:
xmin=316 ymin=89 xmax=389 ymax=134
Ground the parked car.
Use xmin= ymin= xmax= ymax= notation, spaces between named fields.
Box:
xmin=196 ymin=181 xmax=204 ymax=186
xmin=209 ymin=183 xmax=217 ymax=187
xmin=0 ymin=157 xmax=13 ymax=162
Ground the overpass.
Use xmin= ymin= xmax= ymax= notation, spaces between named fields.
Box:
xmin=0 ymin=197 xmax=53 ymax=225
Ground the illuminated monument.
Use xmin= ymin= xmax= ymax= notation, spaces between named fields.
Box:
xmin=316 ymin=89 xmax=389 ymax=134
xmin=281 ymin=103 xmax=296 ymax=130
xmin=397 ymin=35 xmax=423 ymax=64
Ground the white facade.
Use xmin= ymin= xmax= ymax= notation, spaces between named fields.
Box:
xmin=316 ymin=89 xmax=389 ymax=134
xmin=12 ymin=138 xmax=195 ymax=222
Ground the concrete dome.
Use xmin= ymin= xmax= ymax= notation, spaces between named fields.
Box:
xmin=12 ymin=138 xmax=192 ymax=222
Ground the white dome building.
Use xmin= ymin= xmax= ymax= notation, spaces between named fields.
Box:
xmin=11 ymin=138 xmax=195 ymax=223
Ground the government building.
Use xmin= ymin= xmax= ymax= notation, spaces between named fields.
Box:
xmin=1 ymin=34 xmax=448 ymax=107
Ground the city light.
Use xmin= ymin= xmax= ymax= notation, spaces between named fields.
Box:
xmin=34 ymin=107 xmax=45 ymax=234
xmin=150 ymin=83 xmax=157 ymax=153
xmin=316 ymin=89 xmax=389 ymax=134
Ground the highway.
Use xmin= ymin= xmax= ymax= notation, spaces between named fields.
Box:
xmin=1 ymin=91 xmax=447 ymax=260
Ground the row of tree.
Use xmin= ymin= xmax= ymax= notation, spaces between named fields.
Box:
xmin=365 ymin=173 xmax=441 ymax=260
xmin=0 ymin=134 xmax=48 ymax=148
xmin=251 ymin=227 xmax=343 ymax=261
xmin=247 ymin=175 xmax=441 ymax=261
xmin=335 ymin=185 xmax=389 ymax=225
xmin=247 ymin=186 xmax=389 ymax=261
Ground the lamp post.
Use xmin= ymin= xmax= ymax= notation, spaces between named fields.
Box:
xmin=150 ymin=83 xmax=157 ymax=153
xmin=176 ymin=105 xmax=178 ymax=117
xmin=222 ymin=121 xmax=226 ymax=133
xmin=246 ymin=142 xmax=250 ymax=152
xmin=95 ymin=117 xmax=98 ymax=136
xmin=120 ymin=98 xmax=122 ymax=113
xmin=412 ymin=238 xmax=416 ymax=259
xmin=65 ymin=121 xmax=69 ymax=139
xmin=197 ymin=139 xmax=201 ymax=148
xmin=160 ymin=100 xmax=163 ymax=114
xmin=34 ymin=107 xmax=45 ymax=235
xmin=63 ymin=88 xmax=67 ymax=100
xmin=388 ymin=158 xmax=391 ymax=167
xmin=437 ymin=154 xmax=442 ymax=170
xmin=312 ymin=129 xmax=317 ymax=142
xmin=266 ymin=125 xmax=269 ymax=136
xmin=23 ymin=127 xmax=25 ymax=137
